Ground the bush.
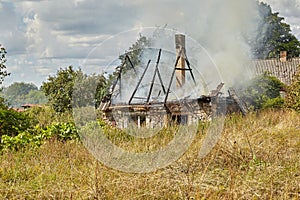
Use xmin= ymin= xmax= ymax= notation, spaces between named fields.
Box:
xmin=0 ymin=108 xmax=33 ymax=138
xmin=238 ymin=72 xmax=285 ymax=110
xmin=0 ymin=122 xmax=79 ymax=151
xmin=1 ymin=131 xmax=44 ymax=151
xmin=262 ymin=97 xmax=285 ymax=109
xmin=285 ymin=65 xmax=300 ymax=111
xmin=42 ymin=122 xmax=79 ymax=141
xmin=25 ymin=106 xmax=74 ymax=128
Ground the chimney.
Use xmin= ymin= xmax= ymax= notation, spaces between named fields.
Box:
xmin=280 ymin=51 xmax=287 ymax=62
xmin=175 ymin=34 xmax=186 ymax=88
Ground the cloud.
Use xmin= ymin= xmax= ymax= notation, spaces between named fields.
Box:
xmin=0 ymin=2 xmax=27 ymax=54
xmin=12 ymin=0 xmax=143 ymax=60
xmin=1 ymin=0 xmax=300 ymax=87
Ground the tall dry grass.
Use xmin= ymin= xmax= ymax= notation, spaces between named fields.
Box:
xmin=1 ymin=109 xmax=300 ymax=199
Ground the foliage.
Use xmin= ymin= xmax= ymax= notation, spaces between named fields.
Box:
xmin=0 ymin=108 xmax=33 ymax=138
xmin=104 ymin=35 xmax=151 ymax=99
xmin=24 ymin=105 xmax=76 ymax=130
xmin=0 ymin=96 xmax=8 ymax=110
xmin=238 ymin=73 xmax=285 ymax=110
xmin=262 ymin=96 xmax=285 ymax=109
xmin=0 ymin=122 xmax=79 ymax=151
xmin=0 ymin=45 xmax=10 ymax=109
xmin=4 ymin=82 xmax=37 ymax=97
xmin=42 ymin=36 xmax=150 ymax=112
xmin=2 ymin=82 xmax=47 ymax=108
xmin=251 ymin=2 xmax=300 ymax=59
xmin=42 ymin=122 xmax=79 ymax=141
xmin=24 ymin=106 xmax=56 ymax=128
xmin=42 ymin=66 xmax=76 ymax=113
xmin=73 ymin=71 xmax=108 ymax=109
xmin=1 ymin=131 xmax=44 ymax=151
xmin=0 ymin=104 xmax=77 ymax=152
xmin=118 ymin=35 xmax=151 ymax=74
xmin=0 ymin=44 xmax=10 ymax=86
xmin=94 ymin=74 xmax=109 ymax=108
xmin=1 ymin=110 xmax=300 ymax=199
xmin=21 ymin=90 xmax=47 ymax=105
xmin=285 ymin=65 xmax=300 ymax=111
xmin=42 ymin=66 xmax=108 ymax=113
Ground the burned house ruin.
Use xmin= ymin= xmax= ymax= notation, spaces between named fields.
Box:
xmin=99 ymin=34 xmax=242 ymax=129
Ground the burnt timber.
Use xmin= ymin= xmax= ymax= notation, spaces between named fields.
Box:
xmin=99 ymin=34 xmax=243 ymax=128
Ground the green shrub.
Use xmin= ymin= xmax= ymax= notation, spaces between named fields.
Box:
xmin=238 ymin=72 xmax=285 ymax=110
xmin=0 ymin=108 xmax=33 ymax=138
xmin=1 ymin=131 xmax=44 ymax=151
xmin=262 ymin=97 xmax=285 ymax=109
xmin=25 ymin=106 xmax=74 ymax=128
xmin=42 ymin=122 xmax=79 ymax=141
xmin=1 ymin=122 xmax=79 ymax=151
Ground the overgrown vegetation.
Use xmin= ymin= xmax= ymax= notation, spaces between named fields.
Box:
xmin=238 ymin=72 xmax=285 ymax=110
xmin=0 ymin=109 xmax=33 ymax=138
xmin=0 ymin=34 xmax=152 ymax=152
xmin=41 ymin=66 xmax=110 ymax=113
xmin=0 ymin=106 xmax=79 ymax=151
xmin=1 ymin=110 xmax=299 ymax=199
xmin=285 ymin=65 xmax=300 ymax=111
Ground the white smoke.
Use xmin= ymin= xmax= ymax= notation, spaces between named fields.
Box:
xmin=135 ymin=0 xmax=259 ymax=89
xmin=95 ymin=0 xmax=262 ymax=103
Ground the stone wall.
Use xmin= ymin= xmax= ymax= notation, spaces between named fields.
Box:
xmin=103 ymin=97 xmax=213 ymax=129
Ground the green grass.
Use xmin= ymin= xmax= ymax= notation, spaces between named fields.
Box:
xmin=1 ymin=109 xmax=300 ymax=199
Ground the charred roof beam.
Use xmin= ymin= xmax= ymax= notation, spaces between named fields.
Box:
xmin=129 ymin=59 xmax=152 ymax=105
xmin=147 ymin=49 xmax=165 ymax=102
xmin=125 ymin=54 xmax=138 ymax=75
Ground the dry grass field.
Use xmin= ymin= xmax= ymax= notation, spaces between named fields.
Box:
xmin=1 ymin=109 xmax=300 ymax=199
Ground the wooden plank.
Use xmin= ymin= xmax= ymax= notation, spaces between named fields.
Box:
xmin=228 ymin=88 xmax=248 ymax=116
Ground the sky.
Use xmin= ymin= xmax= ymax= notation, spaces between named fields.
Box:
xmin=0 ymin=0 xmax=300 ymax=87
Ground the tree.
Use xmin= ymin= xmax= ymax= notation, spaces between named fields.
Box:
xmin=43 ymin=36 xmax=151 ymax=113
xmin=251 ymin=2 xmax=300 ymax=59
xmin=73 ymin=70 xmax=108 ymax=108
xmin=42 ymin=66 xmax=77 ymax=113
xmin=118 ymin=34 xmax=151 ymax=74
xmin=285 ymin=65 xmax=300 ymax=111
xmin=0 ymin=44 xmax=10 ymax=86
xmin=104 ymin=35 xmax=151 ymax=99
xmin=42 ymin=66 xmax=108 ymax=113
xmin=20 ymin=90 xmax=47 ymax=105
xmin=2 ymin=82 xmax=47 ymax=108
xmin=0 ymin=44 xmax=10 ymax=109
xmin=4 ymin=82 xmax=37 ymax=97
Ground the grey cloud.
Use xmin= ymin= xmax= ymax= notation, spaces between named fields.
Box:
xmin=0 ymin=2 xmax=27 ymax=54
xmin=8 ymin=0 xmax=144 ymax=61
xmin=27 ymin=0 xmax=141 ymax=35
xmin=2 ymin=0 xmax=300 ymax=87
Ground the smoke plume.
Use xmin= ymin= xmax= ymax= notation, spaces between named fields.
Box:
xmin=92 ymin=0 xmax=262 ymax=103
xmin=139 ymin=0 xmax=259 ymax=85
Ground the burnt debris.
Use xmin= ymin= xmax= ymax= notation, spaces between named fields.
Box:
xmin=98 ymin=34 xmax=245 ymax=128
